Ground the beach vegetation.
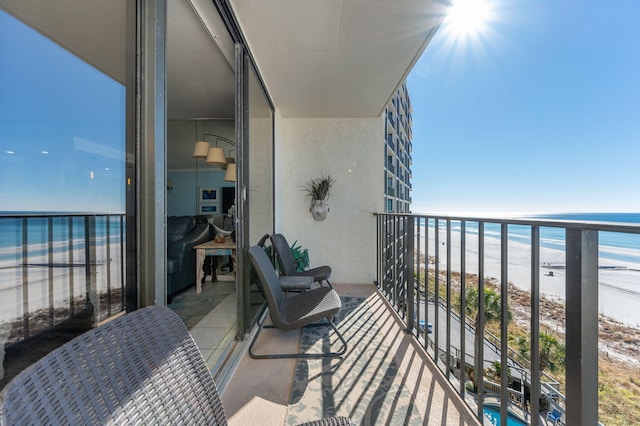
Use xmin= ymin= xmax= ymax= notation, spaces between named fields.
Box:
xmin=463 ymin=286 xmax=512 ymax=324
xmin=487 ymin=361 xmax=511 ymax=381
xmin=538 ymin=331 xmax=565 ymax=373
xmin=510 ymin=332 xmax=566 ymax=374
xmin=416 ymin=265 xmax=640 ymax=425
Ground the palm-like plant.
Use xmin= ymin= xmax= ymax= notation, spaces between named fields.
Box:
xmin=539 ymin=331 xmax=565 ymax=373
xmin=304 ymin=175 xmax=335 ymax=201
xmin=465 ymin=286 xmax=513 ymax=387
xmin=290 ymin=240 xmax=310 ymax=272
xmin=509 ymin=331 xmax=565 ymax=373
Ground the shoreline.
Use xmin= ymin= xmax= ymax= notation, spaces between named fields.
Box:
xmin=419 ymin=228 xmax=640 ymax=326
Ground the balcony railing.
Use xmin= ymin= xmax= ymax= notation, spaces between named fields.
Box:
xmin=375 ymin=213 xmax=640 ymax=426
xmin=0 ymin=213 xmax=127 ymax=345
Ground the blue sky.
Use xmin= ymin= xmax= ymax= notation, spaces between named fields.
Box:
xmin=0 ymin=10 xmax=126 ymax=213
xmin=408 ymin=0 xmax=640 ymax=215
xmin=2 ymin=3 xmax=638 ymax=215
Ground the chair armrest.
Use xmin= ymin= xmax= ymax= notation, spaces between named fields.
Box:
xmin=280 ymin=275 xmax=313 ymax=291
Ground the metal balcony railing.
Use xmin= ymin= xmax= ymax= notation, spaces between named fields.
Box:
xmin=375 ymin=213 xmax=639 ymax=426
xmin=0 ymin=213 xmax=127 ymax=345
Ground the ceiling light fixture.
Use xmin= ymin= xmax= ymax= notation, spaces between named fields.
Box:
xmin=192 ymin=141 xmax=210 ymax=159
xmin=201 ymin=133 xmax=234 ymax=168
xmin=224 ymin=163 xmax=236 ymax=182
xmin=205 ymin=145 xmax=226 ymax=167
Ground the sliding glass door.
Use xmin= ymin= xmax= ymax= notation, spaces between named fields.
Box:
xmin=236 ymin=49 xmax=274 ymax=336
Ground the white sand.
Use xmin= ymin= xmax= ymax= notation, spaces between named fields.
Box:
xmin=0 ymin=239 xmax=122 ymax=323
xmin=419 ymin=227 xmax=640 ymax=327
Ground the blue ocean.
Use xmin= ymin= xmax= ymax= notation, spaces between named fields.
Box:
xmin=0 ymin=214 xmax=125 ymax=266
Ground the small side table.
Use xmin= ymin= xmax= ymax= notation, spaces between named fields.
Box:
xmin=194 ymin=240 xmax=236 ymax=294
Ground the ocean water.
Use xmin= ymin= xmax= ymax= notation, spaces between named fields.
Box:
xmin=0 ymin=215 xmax=124 ymax=266
xmin=0 ymin=214 xmax=126 ymax=322
xmin=423 ymin=213 xmax=640 ymax=267
xmin=419 ymin=213 xmax=640 ymax=325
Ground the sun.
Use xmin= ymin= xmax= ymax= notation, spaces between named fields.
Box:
xmin=444 ymin=0 xmax=493 ymax=39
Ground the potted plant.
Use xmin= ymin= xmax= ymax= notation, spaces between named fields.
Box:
xmin=304 ymin=175 xmax=335 ymax=221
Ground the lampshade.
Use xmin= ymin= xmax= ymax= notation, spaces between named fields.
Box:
xmin=205 ymin=147 xmax=227 ymax=166
xmin=192 ymin=141 xmax=210 ymax=159
xmin=222 ymin=149 xmax=235 ymax=170
xmin=224 ymin=162 xmax=236 ymax=182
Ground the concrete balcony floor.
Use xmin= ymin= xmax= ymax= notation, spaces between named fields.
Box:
xmin=221 ymin=283 xmax=480 ymax=425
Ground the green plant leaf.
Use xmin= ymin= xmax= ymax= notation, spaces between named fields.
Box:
xmin=290 ymin=240 xmax=310 ymax=272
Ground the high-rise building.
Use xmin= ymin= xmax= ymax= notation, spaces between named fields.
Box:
xmin=384 ymin=81 xmax=412 ymax=213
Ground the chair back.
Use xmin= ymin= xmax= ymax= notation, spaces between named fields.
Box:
xmin=248 ymin=245 xmax=285 ymax=324
xmin=0 ymin=305 xmax=227 ymax=426
xmin=270 ymin=233 xmax=298 ymax=276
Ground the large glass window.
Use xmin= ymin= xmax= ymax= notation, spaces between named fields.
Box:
xmin=0 ymin=4 xmax=133 ymax=388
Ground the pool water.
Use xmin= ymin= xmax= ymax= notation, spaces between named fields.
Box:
xmin=483 ymin=406 xmax=528 ymax=426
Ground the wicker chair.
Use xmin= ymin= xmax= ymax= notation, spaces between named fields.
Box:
xmin=270 ymin=233 xmax=332 ymax=288
xmin=0 ymin=305 xmax=352 ymax=426
xmin=248 ymin=245 xmax=347 ymax=359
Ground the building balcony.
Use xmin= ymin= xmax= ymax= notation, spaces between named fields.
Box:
xmin=5 ymin=211 xmax=638 ymax=425
xmin=221 ymin=283 xmax=480 ymax=425
xmin=387 ymin=163 xmax=395 ymax=174
xmin=371 ymin=213 xmax=640 ymax=426
xmin=216 ymin=214 xmax=639 ymax=425
xmin=220 ymin=212 xmax=640 ymax=425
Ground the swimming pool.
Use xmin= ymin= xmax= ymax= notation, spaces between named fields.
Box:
xmin=483 ymin=406 xmax=528 ymax=426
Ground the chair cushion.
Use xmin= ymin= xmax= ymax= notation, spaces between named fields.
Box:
xmin=280 ymin=287 xmax=341 ymax=330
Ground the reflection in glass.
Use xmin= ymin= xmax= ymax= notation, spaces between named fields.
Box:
xmin=0 ymin=7 xmax=129 ymax=388
xmin=245 ymin=63 xmax=273 ymax=322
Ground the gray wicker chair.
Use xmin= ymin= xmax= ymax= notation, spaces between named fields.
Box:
xmin=270 ymin=233 xmax=332 ymax=288
xmin=0 ymin=304 xmax=352 ymax=426
xmin=248 ymin=245 xmax=347 ymax=359
xmin=0 ymin=305 xmax=226 ymax=425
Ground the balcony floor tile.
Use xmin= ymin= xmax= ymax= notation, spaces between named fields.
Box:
xmin=221 ymin=283 xmax=479 ymax=426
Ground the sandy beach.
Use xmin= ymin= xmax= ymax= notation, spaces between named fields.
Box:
xmin=420 ymin=227 xmax=640 ymax=327
xmin=0 ymin=240 xmax=122 ymax=324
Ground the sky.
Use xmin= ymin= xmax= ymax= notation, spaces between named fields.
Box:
xmin=2 ymin=3 xmax=639 ymax=216
xmin=0 ymin=10 xmax=126 ymax=214
xmin=407 ymin=0 xmax=640 ymax=215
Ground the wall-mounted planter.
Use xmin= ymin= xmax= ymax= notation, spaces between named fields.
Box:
xmin=305 ymin=175 xmax=334 ymax=221
xmin=310 ymin=199 xmax=329 ymax=221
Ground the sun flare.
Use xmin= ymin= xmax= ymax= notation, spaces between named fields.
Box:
xmin=445 ymin=0 xmax=493 ymax=39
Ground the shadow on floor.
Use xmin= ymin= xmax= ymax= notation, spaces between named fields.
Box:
xmin=169 ymin=280 xmax=235 ymax=329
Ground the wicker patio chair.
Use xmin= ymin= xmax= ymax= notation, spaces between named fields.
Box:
xmin=0 ymin=305 xmax=226 ymax=425
xmin=0 ymin=304 xmax=352 ymax=426
xmin=257 ymin=233 xmax=312 ymax=293
xmin=248 ymin=245 xmax=347 ymax=359
xmin=270 ymin=233 xmax=332 ymax=288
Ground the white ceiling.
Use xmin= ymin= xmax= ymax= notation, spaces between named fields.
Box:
xmin=167 ymin=0 xmax=235 ymax=119
xmin=230 ymin=0 xmax=447 ymax=118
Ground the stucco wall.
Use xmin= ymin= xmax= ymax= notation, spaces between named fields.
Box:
xmin=274 ymin=116 xmax=384 ymax=283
